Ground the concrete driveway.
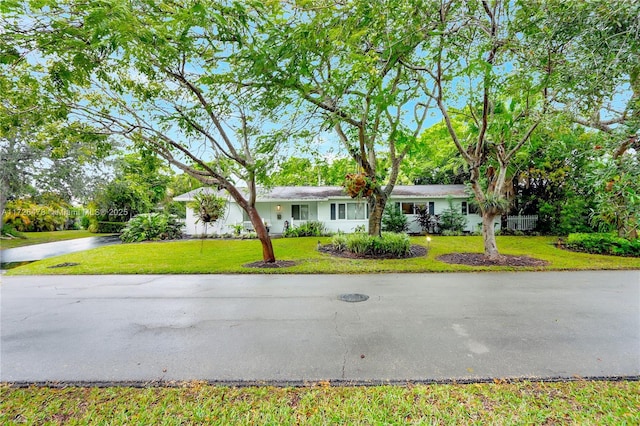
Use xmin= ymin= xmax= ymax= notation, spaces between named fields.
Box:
xmin=1 ymin=235 xmax=121 ymax=265
xmin=1 ymin=271 xmax=638 ymax=384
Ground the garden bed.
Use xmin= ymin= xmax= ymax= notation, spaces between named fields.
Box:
xmin=318 ymin=244 xmax=427 ymax=259
xmin=437 ymin=253 xmax=549 ymax=267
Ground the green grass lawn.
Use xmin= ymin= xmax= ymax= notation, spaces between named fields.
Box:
xmin=0 ymin=230 xmax=112 ymax=250
xmin=1 ymin=381 xmax=638 ymax=424
xmin=5 ymin=235 xmax=640 ymax=275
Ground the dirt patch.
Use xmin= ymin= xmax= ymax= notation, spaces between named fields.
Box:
xmin=47 ymin=262 xmax=81 ymax=269
xmin=243 ymin=260 xmax=297 ymax=268
xmin=318 ymin=244 xmax=427 ymax=260
xmin=437 ymin=253 xmax=549 ymax=267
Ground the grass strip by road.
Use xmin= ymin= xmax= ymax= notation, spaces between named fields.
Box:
xmin=6 ymin=236 xmax=640 ymax=275
xmin=0 ymin=230 xmax=112 ymax=250
xmin=1 ymin=381 xmax=638 ymax=424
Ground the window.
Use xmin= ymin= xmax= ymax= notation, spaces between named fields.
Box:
xmin=401 ymin=202 xmax=414 ymax=215
xmin=338 ymin=203 xmax=346 ymax=219
xmin=330 ymin=202 xmax=368 ymax=220
xmin=428 ymin=202 xmax=435 ymax=215
xmin=461 ymin=201 xmax=468 ymax=215
xmin=291 ymin=204 xmax=309 ymax=220
xmin=399 ymin=202 xmax=427 ymax=215
xmin=347 ymin=203 xmax=366 ymax=220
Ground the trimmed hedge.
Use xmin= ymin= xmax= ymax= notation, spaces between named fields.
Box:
xmin=566 ymin=233 xmax=640 ymax=257
xmin=92 ymin=222 xmax=127 ymax=233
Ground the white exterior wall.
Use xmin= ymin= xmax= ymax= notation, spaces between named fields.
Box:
xmin=185 ymin=202 xmax=244 ymax=236
xmin=181 ymin=196 xmax=499 ymax=236
xmin=261 ymin=201 xmax=320 ymax=234
xmin=318 ymin=199 xmax=369 ymax=233
xmin=394 ymin=198 xmax=493 ymax=234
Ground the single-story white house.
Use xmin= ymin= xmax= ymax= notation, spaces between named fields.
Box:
xmin=174 ymin=185 xmax=499 ymax=235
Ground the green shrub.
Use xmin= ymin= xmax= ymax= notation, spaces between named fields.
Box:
xmin=80 ymin=215 xmax=91 ymax=230
xmin=566 ymin=233 xmax=640 ymax=257
xmin=338 ymin=232 xmax=411 ymax=257
xmin=497 ymin=228 xmax=525 ymax=236
xmin=439 ymin=198 xmax=467 ymax=233
xmin=331 ymin=232 xmax=348 ymax=251
xmin=3 ymin=198 xmax=70 ymax=232
xmin=346 ymin=232 xmax=373 ymax=254
xmin=95 ymin=222 xmax=128 ymax=233
xmin=1 ymin=223 xmax=26 ymax=239
xmin=284 ymin=221 xmax=327 ymax=237
xmin=120 ymin=213 xmax=183 ymax=243
xmin=382 ymin=205 xmax=408 ymax=233
xmin=378 ymin=232 xmax=411 ymax=256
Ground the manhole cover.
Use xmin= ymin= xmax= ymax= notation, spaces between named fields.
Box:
xmin=338 ymin=293 xmax=369 ymax=303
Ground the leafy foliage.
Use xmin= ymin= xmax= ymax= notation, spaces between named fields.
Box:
xmin=330 ymin=232 xmax=348 ymax=251
xmin=413 ymin=205 xmax=438 ymax=234
xmin=1 ymin=223 xmax=26 ymax=239
xmin=381 ymin=205 xmax=408 ymax=234
xmin=566 ymin=233 xmax=640 ymax=257
xmin=404 ymin=121 xmax=470 ymax=185
xmin=188 ymin=192 xmax=227 ymax=225
xmin=333 ymin=232 xmax=411 ymax=257
xmin=587 ymin=147 xmax=639 ymax=239
xmin=120 ymin=213 xmax=184 ymax=243
xmin=91 ymin=222 xmax=126 ymax=233
xmin=0 ymin=60 xmax=111 ymax=228
xmin=283 ymin=221 xmax=327 ymax=238
xmin=3 ymin=198 xmax=72 ymax=232
xmin=438 ymin=199 xmax=468 ymax=234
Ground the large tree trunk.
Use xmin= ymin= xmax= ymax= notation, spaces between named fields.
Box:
xmin=481 ymin=211 xmax=500 ymax=260
xmin=368 ymin=194 xmax=387 ymax=237
xmin=247 ymin=206 xmax=276 ymax=263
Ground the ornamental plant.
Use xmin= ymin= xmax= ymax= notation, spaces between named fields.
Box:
xmin=188 ymin=192 xmax=227 ymax=224
xmin=344 ymin=173 xmax=375 ymax=199
xmin=120 ymin=213 xmax=184 ymax=243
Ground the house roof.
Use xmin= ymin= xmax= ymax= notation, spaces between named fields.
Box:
xmin=174 ymin=184 xmax=469 ymax=202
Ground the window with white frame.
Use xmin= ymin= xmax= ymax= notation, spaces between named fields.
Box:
xmin=291 ymin=204 xmax=309 ymax=220
xmin=330 ymin=202 xmax=368 ymax=220
xmin=396 ymin=202 xmax=430 ymax=215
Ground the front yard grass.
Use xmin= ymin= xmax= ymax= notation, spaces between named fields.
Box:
xmin=0 ymin=230 xmax=112 ymax=250
xmin=6 ymin=235 xmax=640 ymax=275
xmin=1 ymin=381 xmax=638 ymax=424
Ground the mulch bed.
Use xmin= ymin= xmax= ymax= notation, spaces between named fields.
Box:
xmin=437 ymin=253 xmax=549 ymax=267
xmin=47 ymin=262 xmax=81 ymax=269
xmin=243 ymin=260 xmax=297 ymax=268
xmin=244 ymin=248 xmax=547 ymax=267
xmin=317 ymin=244 xmax=427 ymax=259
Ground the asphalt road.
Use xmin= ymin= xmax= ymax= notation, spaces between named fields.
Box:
xmin=1 ymin=271 xmax=638 ymax=385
